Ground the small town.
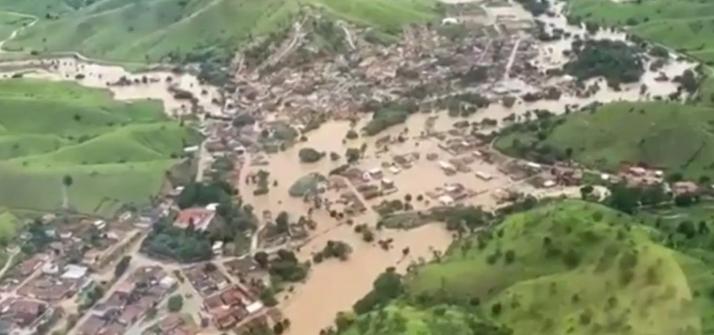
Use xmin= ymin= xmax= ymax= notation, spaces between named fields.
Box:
xmin=0 ymin=0 xmax=709 ymax=334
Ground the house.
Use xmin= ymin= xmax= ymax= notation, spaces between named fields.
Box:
xmin=672 ymin=181 xmax=699 ymax=196
xmin=78 ymin=315 xmax=105 ymax=335
xmin=1 ymin=299 xmax=47 ymax=327
xmin=438 ymin=195 xmax=455 ymax=206
xmin=438 ymin=161 xmax=456 ymax=174
xmin=61 ymin=265 xmax=88 ymax=280
xmin=174 ymin=208 xmax=216 ymax=231
xmin=118 ymin=305 xmax=144 ymax=325
xmin=476 ymin=171 xmax=493 ymax=181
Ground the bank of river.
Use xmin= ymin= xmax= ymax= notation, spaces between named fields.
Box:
xmin=0 ymin=57 xmax=225 ymax=117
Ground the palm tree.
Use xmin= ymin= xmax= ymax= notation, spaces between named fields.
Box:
xmin=62 ymin=175 xmax=73 ymax=209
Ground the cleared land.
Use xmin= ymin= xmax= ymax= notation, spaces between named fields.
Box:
xmin=0 ymin=0 xmax=440 ymax=63
xmin=0 ymin=79 xmax=197 ymax=216
xmin=496 ymin=101 xmax=714 ymax=179
xmin=343 ymin=200 xmax=714 ymax=335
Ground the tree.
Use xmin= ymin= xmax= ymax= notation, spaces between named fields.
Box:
xmin=676 ymin=69 xmax=698 ymax=94
xmin=114 ymin=256 xmax=131 ymax=278
xmin=607 ymin=183 xmax=639 ymax=214
xmin=345 ymin=129 xmax=359 ymax=140
xmin=276 ymin=211 xmax=289 ymax=233
xmin=504 ymin=250 xmax=515 ymax=264
xmin=61 ymin=175 xmax=73 ymax=209
xmin=254 ymin=251 xmax=269 ymax=268
xmin=580 ymin=185 xmax=594 ymax=199
xmin=298 ymin=148 xmax=324 ymax=163
xmin=353 ymin=267 xmax=403 ymax=314
xmin=677 ymin=221 xmax=696 ymax=239
xmin=346 ymin=148 xmax=361 ymax=163
xmin=168 ymin=295 xmax=183 ymax=312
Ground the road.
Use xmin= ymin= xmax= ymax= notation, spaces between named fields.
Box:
xmin=503 ymin=37 xmax=522 ymax=80
xmin=0 ymin=248 xmax=19 ymax=279
xmin=195 ymin=141 xmax=211 ymax=182
xmin=259 ymin=20 xmax=305 ymax=71
xmin=0 ymin=11 xmax=38 ymax=52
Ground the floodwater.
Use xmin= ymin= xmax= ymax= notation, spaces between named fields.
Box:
xmin=0 ymin=57 xmax=224 ymax=117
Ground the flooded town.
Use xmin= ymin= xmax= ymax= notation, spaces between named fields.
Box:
xmin=0 ymin=0 xmax=703 ymax=334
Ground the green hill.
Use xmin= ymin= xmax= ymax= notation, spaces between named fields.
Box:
xmin=566 ymin=0 xmax=714 ymax=65
xmin=0 ymin=79 xmax=197 ymax=216
xmin=0 ymin=0 xmax=439 ymax=64
xmin=342 ymin=200 xmax=714 ymax=335
xmin=495 ymin=101 xmax=714 ymax=180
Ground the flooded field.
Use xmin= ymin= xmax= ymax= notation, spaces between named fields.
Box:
xmin=0 ymin=57 xmax=224 ymax=117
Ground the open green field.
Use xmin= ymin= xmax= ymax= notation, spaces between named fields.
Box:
xmin=0 ymin=0 xmax=439 ymax=64
xmin=496 ymin=101 xmax=714 ymax=179
xmin=567 ymin=0 xmax=714 ymax=65
xmin=0 ymin=12 xmax=33 ymax=41
xmin=343 ymin=200 xmax=714 ymax=335
xmin=0 ymin=79 xmax=197 ymax=216
xmin=0 ymin=210 xmax=19 ymax=245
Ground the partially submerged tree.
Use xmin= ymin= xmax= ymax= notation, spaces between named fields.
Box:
xmin=61 ymin=175 xmax=73 ymax=209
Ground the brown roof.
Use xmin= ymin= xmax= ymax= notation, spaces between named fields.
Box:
xmin=203 ymin=294 xmax=223 ymax=310
xmin=159 ymin=314 xmax=183 ymax=331
xmin=119 ymin=304 xmax=144 ymax=324
xmin=78 ymin=315 xmax=105 ymax=335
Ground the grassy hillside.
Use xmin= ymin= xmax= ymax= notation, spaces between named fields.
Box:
xmin=495 ymin=101 xmax=714 ymax=179
xmin=0 ymin=0 xmax=440 ymax=64
xmin=343 ymin=200 xmax=714 ymax=335
xmin=0 ymin=210 xmax=19 ymax=245
xmin=0 ymin=79 xmax=197 ymax=216
xmin=567 ymin=0 xmax=714 ymax=65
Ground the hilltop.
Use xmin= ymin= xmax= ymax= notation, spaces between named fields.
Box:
xmin=341 ymin=200 xmax=714 ymax=335
xmin=0 ymin=79 xmax=198 ymax=216
xmin=0 ymin=0 xmax=440 ymax=65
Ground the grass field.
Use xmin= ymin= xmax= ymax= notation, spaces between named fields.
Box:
xmin=0 ymin=0 xmax=439 ymax=64
xmin=496 ymin=101 xmax=714 ymax=179
xmin=0 ymin=79 xmax=197 ymax=216
xmin=343 ymin=200 xmax=714 ymax=334
xmin=0 ymin=210 xmax=19 ymax=245
xmin=567 ymin=0 xmax=714 ymax=65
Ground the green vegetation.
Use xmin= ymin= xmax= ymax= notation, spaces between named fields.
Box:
xmin=269 ymin=249 xmax=309 ymax=283
xmin=0 ymin=79 xmax=197 ymax=216
xmin=0 ymin=0 xmax=440 ymax=66
xmin=496 ymin=101 xmax=714 ymax=179
xmin=565 ymin=40 xmax=644 ymax=87
xmin=363 ymin=101 xmax=417 ymax=135
xmin=343 ymin=200 xmax=714 ymax=335
xmin=298 ymin=147 xmax=325 ymax=163
xmin=143 ymin=181 xmax=255 ymax=262
xmin=114 ymin=255 xmax=131 ymax=278
xmin=168 ymin=294 xmax=183 ymax=312
xmin=0 ymin=209 xmax=19 ymax=245
xmin=0 ymin=12 xmax=33 ymax=41
xmin=313 ymin=240 xmax=352 ymax=262
xmin=142 ymin=217 xmax=212 ymax=262
xmin=566 ymin=0 xmax=714 ymax=65
xmin=288 ymin=172 xmax=326 ymax=197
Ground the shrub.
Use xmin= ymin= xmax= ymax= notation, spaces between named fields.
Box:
xmin=168 ymin=295 xmax=183 ymax=312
